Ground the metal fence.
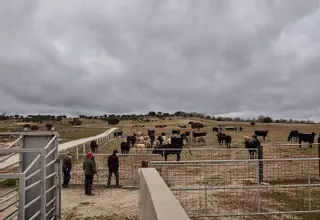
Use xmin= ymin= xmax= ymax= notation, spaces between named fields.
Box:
xmin=131 ymin=144 xmax=320 ymax=160
xmin=61 ymin=153 xmax=163 ymax=187
xmin=149 ymin=158 xmax=320 ymax=219
xmin=0 ymin=132 xmax=61 ymax=220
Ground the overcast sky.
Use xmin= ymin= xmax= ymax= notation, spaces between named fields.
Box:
xmin=1 ymin=0 xmax=320 ymax=120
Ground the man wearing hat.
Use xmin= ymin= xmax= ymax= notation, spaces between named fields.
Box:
xmin=62 ymin=152 xmax=72 ymax=188
xmin=83 ymin=152 xmax=97 ymax=195
xmin=107 ymin=149 xmax=120 ymax=187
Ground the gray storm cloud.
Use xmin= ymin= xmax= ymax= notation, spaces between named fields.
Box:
xmin=1 ymin=0 xmax=320 ymax=119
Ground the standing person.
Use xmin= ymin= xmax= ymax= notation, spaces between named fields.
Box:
xmin=90 ymin=140 xmax=98 ymax=153
xmin=107 ymin=150 xmax=119 ymax=187
xmin=62 ymin=152 xmax=72 ymax=188
xmin=83 ymin=152 xmax=97 ymax=196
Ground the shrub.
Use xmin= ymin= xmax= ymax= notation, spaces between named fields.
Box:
xmin=0 ymin=179 xmax=17 ymax=187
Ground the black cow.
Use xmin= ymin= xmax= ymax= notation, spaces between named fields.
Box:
xmin=152 ymin=136 xmax=184 ymax=161
xmin=172 ymin=130 xmax=181 ymax=135
xmin=120 ymin=141 xmax=130 ymax=154
xmin=192 ymin=132 xmax=207 ymax=138
xmin=254 ymin=130 xmax=269 ymax=140
xmin=212 ymin=127 xmax=219 ymax=133
xmin=114 ymin=130 xmax=123 ymax=138
xmin=216 ymin=133 xmax=226 ymax=145
xmin=244 ymin=137 xmax=259 ymax=159
xmin=239 ymin=126 xmax=243 ymax=132
xmin=298 ymin=132 xmax=316 ymax=148
xmin=148 ymin=130 xmax=155 ymax=136
xmin=129 ymin=135 xmax=136 ymax=146
xmin=287 ymin=130 xmax=299 ymax=142
xmin=117 ymin=131 xmax=123 ymax=136
xmin=224 ymin=135 xmax=232 ymax=148
xmin=158 ymin=135 xmax=164 ymax=145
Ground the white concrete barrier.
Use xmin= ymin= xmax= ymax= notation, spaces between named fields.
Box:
xmin=0 ymin=128 xmax=118 ymax=170
xmin=139 ymin=168 xmax=190 ymax=220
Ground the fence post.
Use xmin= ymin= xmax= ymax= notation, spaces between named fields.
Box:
xmin=18 ymin=174 xmax=25 ymax=220
xmin=258 ymin=145 xmax=263 ymax=184
xmin=204 ymin=168 xmax=208 ymax=214
xmin=40 ymin=150 xmax=47 ymax=219
xmin=83 ymin=144 xmax=86 ymax=154
xmin=76 ymin=146 xmax=79 ymax=160
xmin=318 ymin=144 xmax=320 ymax=178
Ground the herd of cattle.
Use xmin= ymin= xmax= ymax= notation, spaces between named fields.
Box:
xmin=113 ymin=127 xmax=320 ymax=161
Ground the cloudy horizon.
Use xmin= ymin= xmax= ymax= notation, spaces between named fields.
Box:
xmin=1 ymin=0 xmax=320 ymax=121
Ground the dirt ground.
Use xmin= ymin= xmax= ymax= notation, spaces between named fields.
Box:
xmin=61 ymin=187 xmax=139 ymax=220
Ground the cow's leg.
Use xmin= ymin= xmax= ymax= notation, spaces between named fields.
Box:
xmin=164 ymin=154 xmax=168 ymax=161
xmin=177 ymin=153 xmax=181 ymax=161
xmin=299 ymin=140 xmax=302 ymax=148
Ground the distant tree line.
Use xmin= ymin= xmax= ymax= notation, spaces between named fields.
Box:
xmin=0 ymin=112 xmax=316 ymax=125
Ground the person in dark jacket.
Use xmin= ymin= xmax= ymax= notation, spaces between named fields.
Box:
xmin=90 ymin=140 xmax=98 ymax=153
xmin=62 ymin=152 xmax=72 ymax=188
xmin=83 ymin=152 xmax=97 ymax=195
xmin=107 ymin=150 xmax=119 ymax=186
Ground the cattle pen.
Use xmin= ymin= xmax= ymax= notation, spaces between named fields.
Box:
xmin=60 ymin=141 xmax=320 ymax=219
xmin=149 ymin=157 xmax=320 ymax=219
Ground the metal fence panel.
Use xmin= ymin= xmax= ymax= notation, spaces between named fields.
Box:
xmin=149 ymin=158 xmax=320 ymax=219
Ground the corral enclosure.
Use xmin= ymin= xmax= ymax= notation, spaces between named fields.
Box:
xmin=2 ymin=117 xmax=320 ymax=219
xmin=150 ymin=158 xmax=320 ymax=219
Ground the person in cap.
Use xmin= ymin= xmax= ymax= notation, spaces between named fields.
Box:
xmin=83 ymin=151 xmax=97 ymax=195
xmin=62 ymin=152 xmax=72 ymax=188
xmin=107 ymin=149 xmax=119 ymax=187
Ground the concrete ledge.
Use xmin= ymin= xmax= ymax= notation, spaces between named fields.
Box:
xmin=139 ymin=168 xmax=190 ymax=220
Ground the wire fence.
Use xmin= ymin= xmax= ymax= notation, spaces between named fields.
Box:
xmin=149 ymin=158 xmax=320 ymax=220
xmin=62 ymin=153 xmax=162 ymax=187
xmin=131 ymin=143 xmax=320 ymax=160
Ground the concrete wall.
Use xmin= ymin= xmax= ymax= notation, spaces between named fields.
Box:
xmin=139 ymin=168 xmax=190 ymax=220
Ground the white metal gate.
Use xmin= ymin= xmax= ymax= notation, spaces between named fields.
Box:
xmin=0 ymin=132 xmax=61 ymax=220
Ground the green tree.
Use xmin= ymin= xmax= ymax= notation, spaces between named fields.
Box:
xmin=148 ymin=111 xmax=156 ymax=117
xmin=263 ymin=117 xmax=273 ymax=123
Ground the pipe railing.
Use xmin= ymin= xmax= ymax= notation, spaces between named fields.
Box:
xmin=44 ymin=135 xmax=58 ymax=150
xmin=3 ymin=209 xmax=18 ymax=220
xmin=5 ymin=135 xmax=23 ymax=149
xmin=0 ymin=152 xmax=17 ymax=163
xmin=0 ymin=160 xmax=21 ymax=172
xmin=23 ymin=154 xmax=41 ymax=175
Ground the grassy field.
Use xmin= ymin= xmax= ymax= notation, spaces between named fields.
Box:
xmin=0 ymin=119 xmax=113 ymax=143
